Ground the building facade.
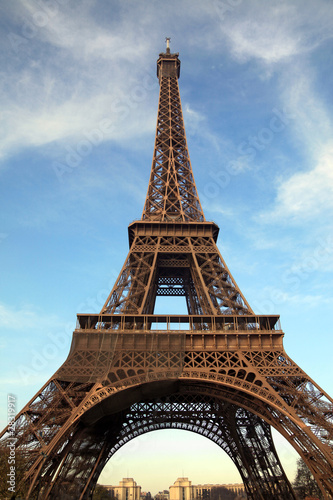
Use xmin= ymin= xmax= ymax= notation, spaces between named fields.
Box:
xmin=169 ymin=478 xmax=245 ymax=500
xmin=103 ymin=477 xmax=245 ymax=500
xmin=170 ymin=478 xmax=194 ymax=500
xmin=105 ymin=478 xmax=141 ymax=500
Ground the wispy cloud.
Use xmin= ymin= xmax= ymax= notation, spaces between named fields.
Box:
xmin=0 ymin=64 xmax=157 ymax=161
xmin=205 ymin=4 xmax=333 ymax=228
xmin=275 ymin=284 xmax=332 ymax=306
xmin=288 ymin=150 xmax=331 ymax=216
xmin=0 ymin=302 xmax=65 ymax=332
xmin=3 ymin=0 xmax=332 ymax=167
xmin=1 ymin=1 xmax=159 ymax=162
xmin=259 ymin=146 xmax=333 ymax=222
xmin=211 ymin=1 xmax=333 ymax=65
xmin=258 ymin=66 xmax=333 ymax=225
xmin=184 ymin=103 xmax=232 ymax=157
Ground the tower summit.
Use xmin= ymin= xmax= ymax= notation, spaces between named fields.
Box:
xmin=1 ymin=45 xmax=332 ymax=500
xmin=142 ymin=37 xmax=202 ymax=222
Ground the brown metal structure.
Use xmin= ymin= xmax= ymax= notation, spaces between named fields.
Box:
xmin=1 ymin=42 xmax=333 ymax=500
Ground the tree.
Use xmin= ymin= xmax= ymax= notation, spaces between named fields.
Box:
xmin=92 ymin=484 xmax=114 ymax=500
xmin=292 ymin=458 xmax=323 ymax=499
xmin=210 ymin=486 xmax=245 ymax=500
xmin=0 ymin=440 xmax=29 ymax=499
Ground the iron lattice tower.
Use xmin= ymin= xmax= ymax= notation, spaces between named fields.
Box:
xmin=1 ymin=42 xmax=333 ymax=500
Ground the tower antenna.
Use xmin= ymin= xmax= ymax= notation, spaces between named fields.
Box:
xmin=166 ymin=36 xmax=171 ymax=53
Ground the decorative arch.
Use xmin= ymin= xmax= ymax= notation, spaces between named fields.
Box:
xmin=37 ymin=380 xmax=297 ymax=499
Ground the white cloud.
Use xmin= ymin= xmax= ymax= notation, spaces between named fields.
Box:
xmin=0 ymin=86 xmax=157 ymax=161
xmin=201 ymin=199 xmax=234 ymax=218
xmin=260 ymin=145 xmax=333 ymax=222
xmin=277 ymin=63 xmax=333 ymax=152
xmin=1 ymin=1 xmax=160 ymax=162
xmin=184 ymin=103 xmax=228 ymax=155
xmin=211 ymin=1 xmax=333 ymax=65
xmin=259 ymin=287 xmax=333 ymax=308
xmin=184 ymin=104 xmax=205 ymax=130
xmin=246 ymin=37 xmax=333 ymax=226
xmin=2 ymin=0 xmax=332 ymax=164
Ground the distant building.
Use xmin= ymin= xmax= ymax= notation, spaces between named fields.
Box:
xmin=195 ymin=482 xmax=245 ymax=497
xmin=155 ymin=489 xmax=169 ymax=500
xmin=103 ymin=477 xmax=245 ymax=500
xmin=105 ymin=478 xmax=141 ymax=500
xmin=169 ymin=478 xmax=245 ymax=500
xmin=170 ymin=478 xmax=193 ymax=500
xmin=141 ymin=492 xmax=153 ymax=500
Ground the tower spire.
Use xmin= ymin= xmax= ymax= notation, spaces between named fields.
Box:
xmin=100 ymin=45 xmax=252 ymax=316
xmin=142 ymin=45 xmax=204 ymax=222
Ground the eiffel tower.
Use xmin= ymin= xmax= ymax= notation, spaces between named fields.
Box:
xmin=1 ymin=40 xmax=333 ymax=500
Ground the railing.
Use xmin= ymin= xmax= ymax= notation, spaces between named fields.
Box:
xmin=76 ymin=314 xmax=281 ymax=333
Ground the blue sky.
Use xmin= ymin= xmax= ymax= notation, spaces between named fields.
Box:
xmin=1 ymin=0 xmax=333 ymax=493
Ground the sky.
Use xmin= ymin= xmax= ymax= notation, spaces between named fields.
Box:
xmin=1 ymin=0 xmax=333 ymax=494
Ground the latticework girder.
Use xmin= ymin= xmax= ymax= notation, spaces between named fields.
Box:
xmin=101 ymin=232 xmax=252 ymax=315
xmin=87 ymin=392 xmax=296 ymax=500
xmin=142 ymin=51 xmax=204 ymax=222
xmin=2 ymin=326 xmax=332 ymax=498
